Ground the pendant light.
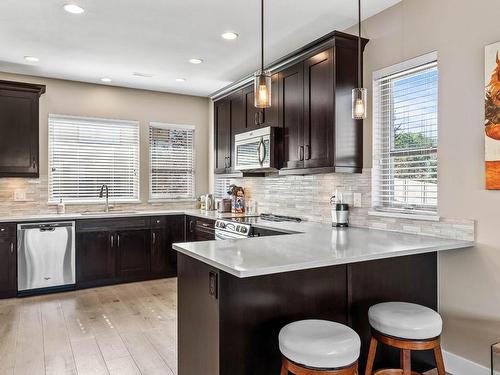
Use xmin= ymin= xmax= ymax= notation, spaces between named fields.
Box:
xmin=352 ymin=0 xmax=367 ymax=119
xmin=254 ymin=0 xmax=271 ymax=108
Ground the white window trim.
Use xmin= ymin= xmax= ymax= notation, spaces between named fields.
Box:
xmin=149 ymin=122 xmax=196 ymax=201
xmin=372 ymin=51 xmax=439 ymax=220
xmin=48 ymin=114 xmax=141 ymax=204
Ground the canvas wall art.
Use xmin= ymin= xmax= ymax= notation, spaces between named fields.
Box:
xmin=485 ymin=41 xmax=500 ymax=189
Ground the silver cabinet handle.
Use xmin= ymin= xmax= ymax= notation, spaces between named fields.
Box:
xmin=152 ymin=232 xmax=156 ymax=245
xmin=298 ymin=146 xmax=304 ymax=161
xmin=0 ymin=228 xmax=5 ymax=232
xmin=117 ymin=234 xmax=120 ymax=248
xmin=10 ymin=242 xmax=14 ymax=254
xmin=110 ymin=234 xmax=114 ymax=247
xmin=258 ymin=137 xmax=266 ymax=166
xmin=305 ymin=144 xmax=310 ymax=160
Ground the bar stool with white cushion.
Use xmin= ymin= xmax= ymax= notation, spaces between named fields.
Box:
xmin=365 ymin=302 xmax=446 ymax=375
xmin=279 ymin=319 xmax=361 ymax=375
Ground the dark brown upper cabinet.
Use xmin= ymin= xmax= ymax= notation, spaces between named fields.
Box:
xmin=0 ymin=80 xmax=45 ymax=178
xmin=212 ymin=31 xmax=368 ymax=176
xmin=279 ymin=62 xmax=304 ymax=170
xmin=214 ymin=98 xmax=231 ymax=173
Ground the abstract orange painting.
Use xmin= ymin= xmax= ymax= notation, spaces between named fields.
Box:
xmin=485 ymin=41 xmax=500 ymax=189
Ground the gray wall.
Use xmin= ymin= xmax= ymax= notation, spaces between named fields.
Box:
xmin=347 ymin=0 xmax=500 ymax=366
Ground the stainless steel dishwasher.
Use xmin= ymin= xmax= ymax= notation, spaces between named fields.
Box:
xmin=17 ymin=221 xmax=75 ymax=293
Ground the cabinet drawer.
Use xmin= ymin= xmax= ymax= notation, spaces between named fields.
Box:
xmin=151 ymin=216 xmax=166 ymax=228
xmin=0 ymin=223 xmax=15 ymax=237
xmin=77 ymin=217 xmax=150 ymax=232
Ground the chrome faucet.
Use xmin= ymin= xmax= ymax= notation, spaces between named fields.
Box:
xmin=99 ymin=184 xmax=109 ymax=213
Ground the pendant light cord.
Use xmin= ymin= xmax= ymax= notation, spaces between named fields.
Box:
xmin=261 ymin=0 xmax=264 ymax=72
xmin=357 ymin=0 xmax=362 ymax=88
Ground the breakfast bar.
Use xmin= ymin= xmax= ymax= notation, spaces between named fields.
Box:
xmin=173 ymin=222 xmax=472 ymax=375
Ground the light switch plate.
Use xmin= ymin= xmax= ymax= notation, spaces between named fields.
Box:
xmin=353 ymin=193 xmax=362 ymax=208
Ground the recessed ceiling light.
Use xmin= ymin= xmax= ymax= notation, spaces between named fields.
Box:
xmin=188 ymin=58 xmax=203 ymax=64
xmin=63 ymin=4 xmax=85 ymax=14
xmin=24 ymin=56 xmax=39 ymax=62
xmin=100 ymin=77 xmax=112 ymax=83
xmin=221 ymin=32 xmax=239 ymax=40
xmin=176 ymin=78 xmax=186 ymax=83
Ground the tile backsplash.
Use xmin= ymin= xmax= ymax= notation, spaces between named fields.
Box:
xmin=219 ymin=169 xmax=475 ymax=241
xmin=0 ymin=175 xmax=196 ymax=217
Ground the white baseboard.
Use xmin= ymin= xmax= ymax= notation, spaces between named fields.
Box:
xmin=443 ymin=350 xmax=492 ymax=375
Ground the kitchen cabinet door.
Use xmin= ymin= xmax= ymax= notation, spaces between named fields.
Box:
xmin=0 ymin=81 xmax=45 ymax=177
xmin=279 ymin=62 xmax=304 ymax=170
xmin=151 ymin=215 xmax=185 ymax=277
xmin=186 ymin=216 xmax=215 ymax=242
xmin=0 ymin=236 xmax=16 ymax=298
xmin=243 ymin=85 xmax=263 ymax=130
xmin=77 ymin=230 xmax=116 ymax=284
xmin=117 ymin=229 xmax=150 ymax=279
xmin=214 ymin=99 xmax=231 ymax=173
xmin=303 ymin=48 xmax=334 ymax=169
xmin=164 ymin=215 xmax=185 ymax=276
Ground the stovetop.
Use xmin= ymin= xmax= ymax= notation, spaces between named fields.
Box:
xmin=229 ymin=214 xmax=302 ymax=224
xmin=215 ymin=214 xmax=302 ymax=237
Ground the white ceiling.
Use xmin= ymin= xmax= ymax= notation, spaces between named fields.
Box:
xmin=0 ymin=0 xmax=400 ymax=97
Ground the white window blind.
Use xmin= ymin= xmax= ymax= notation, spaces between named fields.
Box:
xmin=149 ymin=123 xmax=195 ymax=200
xmin=48 ymin=115 xmax=139 ymax=203
xmin=373 ymin=52 xmax=438 ymax=215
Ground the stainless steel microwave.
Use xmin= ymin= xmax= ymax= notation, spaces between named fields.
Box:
xmin=234 ymin=126 xmax=281 ymax=172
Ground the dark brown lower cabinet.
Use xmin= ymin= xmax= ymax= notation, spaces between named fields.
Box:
xmin=116 ymin=229 xmax=150 ymax=279
xmin=177 ymin=252 xmax=438 ymax=375
xmin=76 ymin=216 xmax=185 ymax=288
xmin=77 ymin=230 xmax=116 ymax=285
xmin=0 ymin=231 xmax=17 ymax=298
xmin=186 ymin=216 xmax=215 ymax=241
xmin=151 ymin=215 xmax=185 ymax=277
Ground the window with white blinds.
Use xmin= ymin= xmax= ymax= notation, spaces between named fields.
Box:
xmin=48 ymin=115 xmax=140 ymax=203
xmin=372 ymin=52 xmax=438 ymax=215
xmin=149 ymin=123 xmax=195 ymax=200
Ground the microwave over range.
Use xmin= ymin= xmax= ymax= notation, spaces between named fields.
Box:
xmin=234 ymin=126 xmax=282 ymax=172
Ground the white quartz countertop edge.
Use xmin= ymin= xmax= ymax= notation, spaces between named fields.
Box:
xmin=0 ymin=209 xmax=230 ymax=223
xmin=172 ymin=239 xmax=473 ymax=278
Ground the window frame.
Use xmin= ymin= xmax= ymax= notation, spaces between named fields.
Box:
xmin=48 ymin=114 xmax=140 ymax=204
xmin=371 ymin=51 xmax=439 ymax=219
xmin=148 ymin=122 xmax=196 ymax=201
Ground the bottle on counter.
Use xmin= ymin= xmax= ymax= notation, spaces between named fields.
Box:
xmin=57 ymin=198 xmax=65 ymax=214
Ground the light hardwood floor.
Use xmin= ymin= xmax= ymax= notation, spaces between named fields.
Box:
xmin=0 ymin=279 xmax=449 ymax=375
xmin=0 ymin=279 xmax=177 ymax=375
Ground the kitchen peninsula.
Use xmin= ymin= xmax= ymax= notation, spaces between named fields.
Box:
xmin=173 ymin=220 xmax=472 ymax=375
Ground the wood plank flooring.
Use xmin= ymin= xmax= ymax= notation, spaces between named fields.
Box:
xmin=0 ymin=278 xmax=450 ymax=375
xmin=0 ymin=279 xmax=177 ymax=375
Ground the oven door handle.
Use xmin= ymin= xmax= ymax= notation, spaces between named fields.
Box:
xmin=257 ymin=137 xmax=266 ymax=166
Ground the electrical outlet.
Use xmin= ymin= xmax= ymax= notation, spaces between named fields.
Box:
xmin=13 ymin=190 xmax=26 ymax=201
xmin=353 ymin=193 xmax=362 ymax=208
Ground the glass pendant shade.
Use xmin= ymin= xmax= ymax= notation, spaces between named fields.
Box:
xmin=352 ymin=87 xmax=367 ymax=120
xmin=254 ymin=70 xmax=272 ymax=108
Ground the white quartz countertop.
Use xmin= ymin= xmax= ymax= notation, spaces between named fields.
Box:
xmin=0 ymin=209 xmax=238 ymax=223
xmin=0 ymin=209 xmax=473 ymax=279
xmin=173 ymin=219 xmax=473 ymax=278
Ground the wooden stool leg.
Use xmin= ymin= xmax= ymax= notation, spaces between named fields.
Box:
xmin=402 ymin=349 xmax=411 ymax=375
xmin=433 ymin=345 xmax=446 ymax=375
xmin=364 ymin=336 xmax=378 ymax=375
xmin=280 ymin=357 xmax=289 ymax=375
